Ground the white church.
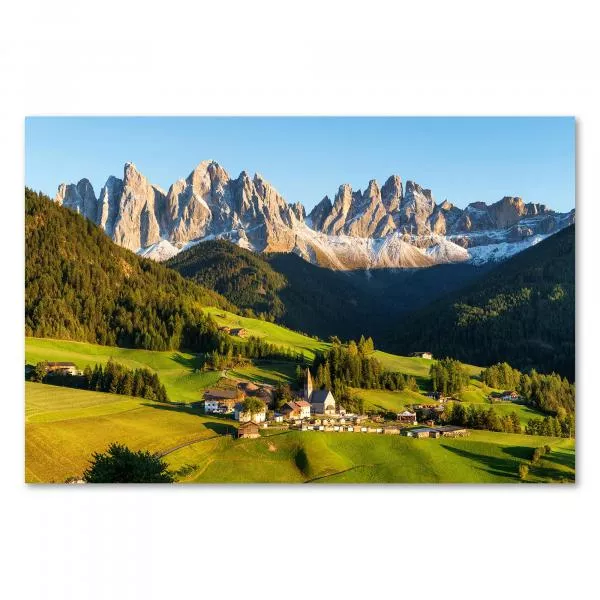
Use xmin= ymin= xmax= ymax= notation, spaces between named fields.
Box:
xmin=303 ymin=368 xmax=336 ymax=415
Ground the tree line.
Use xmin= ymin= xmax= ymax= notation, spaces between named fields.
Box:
xmin=311 ymin=336 xmax=417 ymax=395
xmin=442 ymin=402 xmax=522 ymax=433
xmin=482 ymin=361 xmax=575 ymax=417
xmin=429 ymin=358 xmax=470 ymax=395
xmin=31 ymin=359 xmax=168 ymax=402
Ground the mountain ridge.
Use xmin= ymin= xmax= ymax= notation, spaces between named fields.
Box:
xmin=55 ymin=160 xmax=575 ymax=269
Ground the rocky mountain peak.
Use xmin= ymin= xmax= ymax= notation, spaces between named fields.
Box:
xmin=54 ymin=159 xmax=575 ymax=270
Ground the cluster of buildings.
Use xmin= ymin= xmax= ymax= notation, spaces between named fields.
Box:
xmin=200 ymin=367 xmax=470 ymax=441
xmin=201 ymin=368 xmax=337 ymax=424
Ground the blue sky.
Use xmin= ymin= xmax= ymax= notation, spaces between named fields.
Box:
xmin=25 ymin=117 xmax=575 ymax=212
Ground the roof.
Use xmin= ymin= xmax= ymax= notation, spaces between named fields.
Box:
xmin=311 ymin=390 xmax=334 ymax=404
xmin=398 ymin=410 xmax=416 ymax=417
xmin=204 ymin=388 xmax=239 ymax=399
xmin=435 ymin=425 xmax=467 ymax=432
xmin=410 ymin=427 xmax=440 ymax=434
xmin=242 ymin=382 xmax=259 ymax=392
xmin=238 ymin=420 xmax=260 ymax=429
xmin=295 ymin=400 xmax=311 ymax=407
xmin=46 ymin=362 xmax=77 ymax=367
xmin=281 ymin=401 xmax=299 ymax=412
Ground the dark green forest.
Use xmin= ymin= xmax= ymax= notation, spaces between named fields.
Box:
xmin=25 ymin=189 xmax=233 ymax=353
xmin=167 ymin=239 xmax=487 ymax=340
xmin=386 ymin=226 xmax=575 ymax=380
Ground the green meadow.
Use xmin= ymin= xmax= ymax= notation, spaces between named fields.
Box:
xmin=25 ymin=382 xmax=237 ymax=483
xmin=167 ymin=429 xmax=574 ymax=484
xmin=25 ymin=337 xmax=294 ymax=403
xmin=202 ymin=306 xmax=328 ymax=360
xmin=25 ymin=381 xmax=574 ymax=484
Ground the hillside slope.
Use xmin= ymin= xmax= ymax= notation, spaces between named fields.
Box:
xmin=25 ymin=189 xmax=233 ymax=352
xmin=386 ymin=225 xmax=575 ymax=379
xmin=167 ymin=239 xmax=488 ymax=340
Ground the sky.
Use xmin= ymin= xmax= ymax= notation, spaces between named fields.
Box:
xmin=25 ymin=117 xmax=575 ymax=212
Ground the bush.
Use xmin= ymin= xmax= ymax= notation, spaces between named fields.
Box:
xmin=544 ymin=444 xmax=552 ymax=454
xmin=519 ymin=464 xmax=529 ymax=480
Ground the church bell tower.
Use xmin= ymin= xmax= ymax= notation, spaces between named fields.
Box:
xmin=304 ymin=368 xmax=313 ymax=401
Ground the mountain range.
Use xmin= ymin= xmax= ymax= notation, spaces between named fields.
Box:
xmin=55 ymin=160 xmax=575 ymax=269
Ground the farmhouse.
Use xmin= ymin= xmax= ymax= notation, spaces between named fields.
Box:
xmin=202 ymin=388 xmax=241 ymax=413
xmin=397 ymin=410 xmax=417 ymax=425
xmin=218 ymin=326 xmax=231 ymax=334
xmin=435 ymin=425 xmax=469 ymax=437
xmin=46 ymin=362 xmax=79 ymax=376
xmin=303 ymin=368 xmax=336 ymax=415
xmin=411 ymin=352 xmax=433 ymax=360
xmin=501 ymin=391 xmax=520 ymax=401
xmin=237 ymin=421 xmax=260 ymax=439
xmin=230 ymin=328 xmax=248 ymax=338
xmin=405 ymin=427 xmax=441 ymax=439
xmin=234 ymin=401 xmax=267 ymax=423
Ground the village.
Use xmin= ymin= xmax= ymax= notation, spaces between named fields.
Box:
xmin=200 ymin=367 xmax=472 ymax=440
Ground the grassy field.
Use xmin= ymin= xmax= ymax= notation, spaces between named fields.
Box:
xmin=25 ymin=381 xmax=574 ymax=484
xmin=167 ymin=429 xmax=574 ymax=484
xmin=25 ymin=338 xmax=296 ymax=404
xmin=203 ymin=306 xmax=328 ymax=360
xmin=25 ymin=382 xmax=238 ymax=483
xmin=375 ymin=351 xmax=483 ymax=379
xmin=351 ymin=387 xmax=431 ymax=413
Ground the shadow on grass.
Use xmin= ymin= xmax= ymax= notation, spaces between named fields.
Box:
xmin=441 ymin=444 xmax=519 ymax=480
xmin=170 ymin=352 xmax=202 ymax=370
xmin=501 ymin=446 xmax=536 ymax=460
xmin=141 ymin=402 xmax=236 ymax=436
xmin=543 ymin=450 xmax=575 ymax=470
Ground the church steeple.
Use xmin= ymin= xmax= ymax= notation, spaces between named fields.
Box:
xmin=304 ymin=368 xmax=313 ymax=401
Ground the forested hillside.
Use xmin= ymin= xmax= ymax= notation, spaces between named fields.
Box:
xmin=386 ymin=225 xmax=575 ymax=380
xmin=25 ymin=189 xmax=233 ymax=352
xmin=167 ymin=239 xmax=487 ymax=340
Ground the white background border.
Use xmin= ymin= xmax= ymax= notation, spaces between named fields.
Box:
xmin=1 ymin=2 xmax=598 ymax=599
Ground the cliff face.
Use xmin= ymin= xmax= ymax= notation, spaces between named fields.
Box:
xmin=55 ymin=160 xmax=575 ymax=269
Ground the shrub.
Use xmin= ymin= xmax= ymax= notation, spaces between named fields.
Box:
xmin=519 ymin=464 xmax=529 ymax=480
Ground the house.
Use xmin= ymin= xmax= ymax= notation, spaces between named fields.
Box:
xmin=234 ymin=401 xmax=266 ymax=423
xmin=501 ymin=391 xmax=520 ymax=401
xmin=218 ymin=326 xmax=231 ymax=334
xmin=404 ymin=427 xmax=440 ymax=439
xmin=230 ymin=328 xmax=248 ymax=338
xmin=273 ymin=414 xmax=284 ymax=423
xmin=295 ymin=400 xmax=312 ymax=419
xmin=280 ymin=401 xmax=301 ymax=419
xmin=45 ymin=362 xmax=79 ymax=376
xmin=435 ymin=425 xmax=469 ymax=437
xmin=202 ymin=388 xmax=241 ymax=413
xmin=302 ymin=368 xmax=336 ymax=415
xmin=237 ymin=421 xmax=260 ymax=439
xmin=397 ymin=410 xmax=417 ymax=425
xmin=410 ymin=352 xmax=433 ymax=360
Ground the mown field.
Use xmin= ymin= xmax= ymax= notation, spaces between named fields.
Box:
xmin=25 ymin=382 xmax=574 ymax=484
xmin=25 ymin=382 xmax=237 ymax=483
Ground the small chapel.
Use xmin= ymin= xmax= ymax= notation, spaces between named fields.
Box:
xmin=303 ymin=368 xmax=336 ymax=415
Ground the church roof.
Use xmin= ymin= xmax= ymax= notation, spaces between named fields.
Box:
xmin=311 ymin=389 xmax=333 ymax=404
